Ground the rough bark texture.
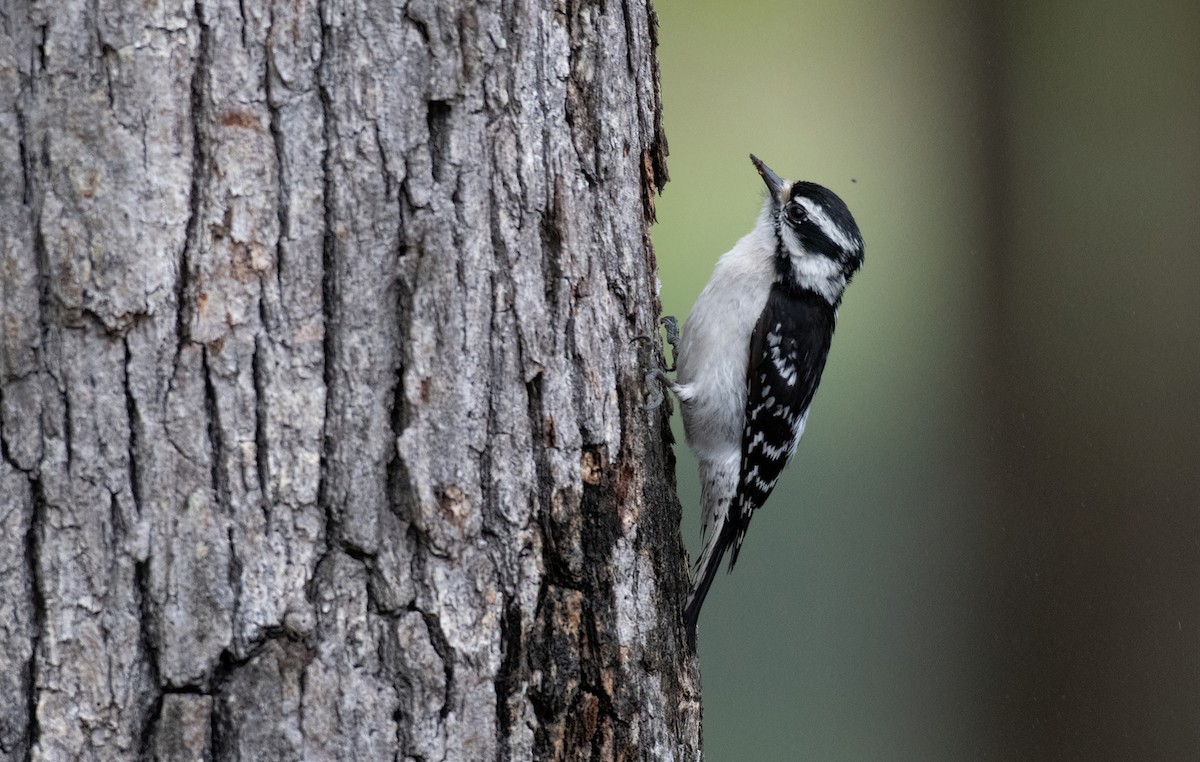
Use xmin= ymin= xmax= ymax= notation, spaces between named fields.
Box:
xmin=0 ymin=1 xmax=698 ymax=759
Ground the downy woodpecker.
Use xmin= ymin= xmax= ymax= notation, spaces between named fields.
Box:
xmin=655 ymin=155 xmax=864 ymax=646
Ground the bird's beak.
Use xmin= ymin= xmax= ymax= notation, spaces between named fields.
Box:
xmin=750 ymin=154 xmax=785 ymax=204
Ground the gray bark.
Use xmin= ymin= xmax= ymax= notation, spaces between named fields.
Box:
xmin=0 ymin=1 xmax=699 ymax=760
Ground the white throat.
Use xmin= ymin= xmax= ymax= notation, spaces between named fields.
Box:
xmin=788 ymin=253 xmax=846 ymax=305
xmin=773 ymin=212 xmax=846 ymax=304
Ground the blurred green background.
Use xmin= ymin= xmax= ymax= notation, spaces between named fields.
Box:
xmin=651 ymin=1 xmax=1200 ymax=759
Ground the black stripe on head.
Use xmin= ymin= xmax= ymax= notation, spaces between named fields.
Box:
xmin=787 ymin=181 xmax=864 ymax=267
xmin=791 ymin=218 xmax=845 ymax=262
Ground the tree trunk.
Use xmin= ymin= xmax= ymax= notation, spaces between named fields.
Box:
xmin=0 ymin=1 xmax=699 ymax=759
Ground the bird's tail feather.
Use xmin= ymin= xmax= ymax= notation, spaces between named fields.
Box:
xmin=683 ymin=520 xmax=735 ymax=649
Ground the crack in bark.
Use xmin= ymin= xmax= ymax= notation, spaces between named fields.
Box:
xmin=25 ymin=478 xmax=48 ymax=758
xmin=60 ymin=376 xmax=73 ymax=473
xmin=0 ymin=387 xmax=19 ymax=473
xmin=476 ymin=266 xmax=500 ymax=534
xmin=177 ymin=0 xmax=211 ymax=350
xmin=315 ymin=0 xmax=338 ymax=564
xmin=202 ymin=346 xmax=244 ymax=660
xmin=224 ymin=520 xmax=245 ymax=651
xmin=200 ymin=347 xmax=229 ymax=516
xmin=138 ymin=693 xmax=164 ymax=762
xmin=122 ymin=338 xmax=143 ymax=517
xmin=251 ymin=335 xmax=270 ymax=525
xmin=619 ymin=0 xmax=638 ymax=77
xmin=11 ymin=24 xmax=47 ymax=759
xmin=526 ymin=372 xmax=579 ymax=586
xmin=209 ymin=687 xmax=227 ymax=762
xmin=386 ymin=195 xmax=412 ymax=520
xmin=539 ymin=189 xmax=565 ymax=317
xmin=35 ymin=21 xmax=47 ymax=71
xmin=409 ymin=603 xmax=455 ymax=722
xmin=263 ymin=7 xmax=289 ymax=324
xmin=134 ymin=556 xmax=163 ymax=762
xmin=372 ymin=120 xmax=395 ymax=201
xmin=426 ymin=100 xmax=451 ymax=183
xmin=493 ymin=595 xmax=523 ymax=760
xmin=235 ymin=0 xmax=248 ymax=49
xmin=99 ymin=41 xmax=117 ymax=111
xmin=16 ymin=113 xmax=31 ymax=208
xmin=32 ymin=161 xmax=51 ymax=358
xmin=562 ymin=0 xmax=602 ymax=187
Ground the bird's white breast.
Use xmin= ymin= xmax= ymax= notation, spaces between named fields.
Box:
xmin=675 ymin=221 xmax=776 ymax=461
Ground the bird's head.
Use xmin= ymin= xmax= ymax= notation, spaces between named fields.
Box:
xmin=751 ymin=154 xmax=864 ymax=305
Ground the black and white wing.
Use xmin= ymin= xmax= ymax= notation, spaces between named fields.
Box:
xmin=726 ymin=285 xmax=835 ymax=568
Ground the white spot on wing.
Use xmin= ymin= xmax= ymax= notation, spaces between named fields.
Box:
xmin=766 ymin=327 xmax=798 ymax=386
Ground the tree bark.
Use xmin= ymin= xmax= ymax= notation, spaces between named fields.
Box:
xmin=0 ymin=1 xmax=698 ymax=759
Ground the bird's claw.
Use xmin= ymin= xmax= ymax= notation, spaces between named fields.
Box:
xmin=645 ymin=367 xmax=678 ymax=410
xmin=641 ymin=315 xmax=680 ymax=410
xmin=660 ymin=315 xmax=680 ymax=373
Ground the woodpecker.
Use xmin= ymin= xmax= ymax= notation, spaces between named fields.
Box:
xmin=653 ymin=155 xmax=865 ymax=646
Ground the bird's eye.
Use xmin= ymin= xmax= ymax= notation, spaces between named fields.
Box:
xmin=785 ymin=204 xmax=808 ymax=225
